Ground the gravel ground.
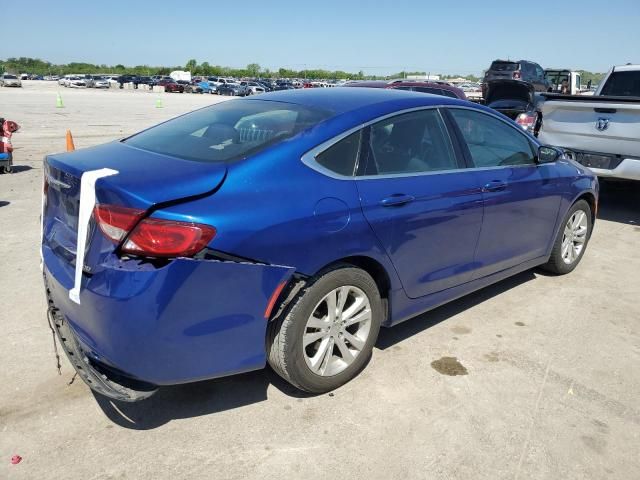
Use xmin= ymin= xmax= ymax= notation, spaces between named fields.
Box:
xmin=1 ymin=81 xmax=639 ymax=480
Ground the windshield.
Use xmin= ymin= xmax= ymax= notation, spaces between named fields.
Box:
xmin=4 ymin=75 xmax=17 ymax=79
xmin=600 ymin=71 xmax=640 ymax=97
xmin=490 ymin=61 xmax=519 ymax=72
xmin=125 ymin=100 xmax=333 ymax=163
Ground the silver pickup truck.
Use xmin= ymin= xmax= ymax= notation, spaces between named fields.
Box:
xmin=537 ymin=64 xmax=640 ymax=181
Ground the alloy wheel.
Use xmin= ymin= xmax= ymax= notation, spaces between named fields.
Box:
xmin=303 ymin=286 xmax=372 ymax=376
xmin=561 ymin=209 xmax=588 ymax=264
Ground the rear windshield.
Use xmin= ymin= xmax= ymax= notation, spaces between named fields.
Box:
xmin=125 ymin=100 xmax=332 ymax=163
xmin=490 ymin=61 xmax=520 ymax=72
xmin=4 ymin=74 xmax=17 ymax=79
xmin=600 ymin=71 xmax=640 ymax=97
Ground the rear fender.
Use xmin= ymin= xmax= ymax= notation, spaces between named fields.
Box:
xmin=44 ymin=245 xmax=295 ymax=385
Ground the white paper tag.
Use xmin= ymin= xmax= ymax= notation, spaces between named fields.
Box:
xmin=69 ymin=168 xmax=119 ymax=304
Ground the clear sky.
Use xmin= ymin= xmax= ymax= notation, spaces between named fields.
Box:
xmin=5 ymin=0 xmax=639 ymax=75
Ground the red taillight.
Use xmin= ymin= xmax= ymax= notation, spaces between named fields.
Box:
xmin=123 ymin=218 xmax=216 ymax=257
xmin=94 ymin=204 xmax=145 ymax=243
xmin=513 ymin=71 xmax=521 ymax=80
xmin=516 ymin=113 xmax=536 ymax=131
xmin=94 ymin=204 xmax=216 ymax=257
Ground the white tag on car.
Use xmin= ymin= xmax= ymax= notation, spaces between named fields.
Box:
xmin=69 ymin=168 xmax=119 ymax=304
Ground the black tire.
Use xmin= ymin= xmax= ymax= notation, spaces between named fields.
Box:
xmin=267 ymin=265 xmax=382 ymax=393
xmin=541 ymin=199 xmax=592 ymax=275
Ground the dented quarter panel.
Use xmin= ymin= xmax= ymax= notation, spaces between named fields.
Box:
xmin=43 ymin=244 xmax=295 ymax=385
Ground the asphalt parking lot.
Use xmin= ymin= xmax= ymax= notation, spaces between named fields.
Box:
xmin=1 ymin=81 xmax=639 ymax=480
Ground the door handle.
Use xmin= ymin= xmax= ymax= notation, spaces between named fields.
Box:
xmin=380 ymin=194 xmax=415 ymax=207
xmin=482 ymin=181 xmax=507 ymax=193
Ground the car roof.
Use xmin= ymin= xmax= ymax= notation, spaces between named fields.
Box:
xmin=613 ymin=64 xmax=640 ymax=72
xmin=256 ymin=87 xmax=467 ymax=115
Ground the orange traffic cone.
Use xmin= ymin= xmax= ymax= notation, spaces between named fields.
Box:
xmin=66 ymin=130 xmax=75 ymax=152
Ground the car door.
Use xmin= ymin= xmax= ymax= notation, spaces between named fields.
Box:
xmin=356 ymin=108 xmax=484 ymax=299
xmin=446 ymin=107 xmax=563 ymax=278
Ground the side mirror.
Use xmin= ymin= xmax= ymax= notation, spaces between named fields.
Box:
xmin=537 ymin=145 xmax=561 ymax=164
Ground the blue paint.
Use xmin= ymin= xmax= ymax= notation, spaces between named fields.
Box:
xmin=42 ymin=89 xmax=597 ymax=390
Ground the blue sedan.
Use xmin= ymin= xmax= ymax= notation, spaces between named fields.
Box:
xmin=42 ymin=88 xmax=598 ymax=400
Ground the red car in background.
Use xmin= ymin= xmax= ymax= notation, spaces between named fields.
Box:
xmin=344 ymin=80 xmax=467 ymax=100
xmin=157 ymin=78 xmax=184 ymax=93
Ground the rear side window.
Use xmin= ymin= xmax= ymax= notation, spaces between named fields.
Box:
xmin=600 ymin=71 xmax=640 ymax=96
xmin=315 ymin=131 xmax=362 ymax=176
xmin=362 ymin=109 xmax=459 ymax=175
xmin=125 ymin=100 xmax=332 ymax=163
xmin=490 ymin=61 xmax=520 ymax=72
xmin=449 ymin=109 xmax=535 ymax=167
xmin=413 ymin=87 xmax=442 ymax=95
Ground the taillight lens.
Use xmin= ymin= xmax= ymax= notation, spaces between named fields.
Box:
xmin=513 ymin=71 xmax=521 ymax=80
xmin=122 ymin=219 xmax=216 ymax=257
xmin=94 ymin=204 xmax=216 ymax=257
xmin=516 ymin=113 xmax=536 ymax=131
xmin=94 ymin=204 xmax=145 ymax=243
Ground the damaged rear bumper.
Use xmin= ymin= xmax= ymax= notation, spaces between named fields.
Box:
xmin=43 ymin=244 xmax=295 ymax=400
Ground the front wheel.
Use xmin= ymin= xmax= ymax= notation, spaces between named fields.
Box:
xmin=267 ymin=266 xmax=382 ymax=393
xmin=541 ymin=199 xmax=592 ymax=274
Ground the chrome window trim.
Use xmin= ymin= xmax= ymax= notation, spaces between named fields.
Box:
xmin=301 ymin=105 xmax=449 ymax=180
xmin=300 ymin=104 xmax=541 ymax=180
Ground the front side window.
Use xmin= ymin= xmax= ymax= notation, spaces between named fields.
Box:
xmin=125 ymin=100 xmax=332 ymax=163
xmin=362 ymin=109 xmax=459 ymax=175
xmin=449 ymin=109 xmax=535 ymax=167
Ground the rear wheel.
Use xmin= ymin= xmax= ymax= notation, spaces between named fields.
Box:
xmin=541 ymin=199 xmax=592 ymax=274
xmin=267 ymin=265 xmax=382 ymax=393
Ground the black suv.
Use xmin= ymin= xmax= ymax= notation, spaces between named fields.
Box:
xmin=482 ymin=60 xmax=550 ymax=96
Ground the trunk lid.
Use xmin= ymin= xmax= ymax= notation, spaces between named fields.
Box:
xmin=485 ymin=80 xmax=536 ymax=119
xmin=43 ymin=141 xmax=227 ymax=275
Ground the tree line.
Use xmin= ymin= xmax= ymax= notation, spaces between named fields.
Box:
xmin=0 ymin=57 xmax=480 ymax=80
xmin=0 ymin=57 xmax=606 ymax=84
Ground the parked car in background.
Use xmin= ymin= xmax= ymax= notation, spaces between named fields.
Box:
xmin=42 ymin=88 xmax=597 ymax=401
xmin=86 ymin=75 xmax=109 ymax=88
xmin=274 ymin=82 xmax=295 ymax=91
xmin=117 ymin=75 xmax=140 ymax=88
xmin=217 ymin=82 xmax=248 ymax=96
xmin=482 ymin=60 xmax=550 ymax=97
xmin=389 ymin=81 xmax=466 ymax=99
xmin=184 ymin=81 xmax=216 ymax=94
xmin=157 ymin=78 xmax=184 ymax=93
xmin=240 ymin=81 xmax=266 ymax=95
xmin=207 ymin=77 xmax=234 ymax=88
xmin=137 ymin=76 xmax=153 ymax=87
xmin=63 ymin=76 xmax=87 ymax=88
xmin=537 ymin=64 xmax=640 ymax=181
xmin=105 ymin=76 xmax=119 ymax=87
xmin=483 ymin=79 xmax=545 ymax=133
xmin=344 ymin=80 xmax=467 ymax=100
xmin=0 ymin=74 xmax=22 ymax=87
xmin=258 ymin=79 xmax=276 ymax=91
